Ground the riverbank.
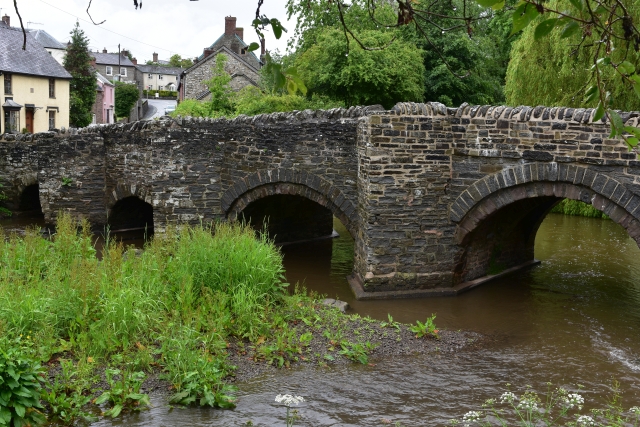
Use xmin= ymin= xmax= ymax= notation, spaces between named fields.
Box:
xmin=0 ymin=213 xmax=481 ymax=426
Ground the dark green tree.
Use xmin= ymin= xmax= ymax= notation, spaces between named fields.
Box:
xmin=294 ymin=28 xmax=425 ymax=108
xmin=63 ymin=21 xmax=96 ymax=128
xmin=114 ymin=82 xmax=139 ymax=119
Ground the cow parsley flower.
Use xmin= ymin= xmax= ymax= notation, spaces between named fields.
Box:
xmin=563 ymin=393 xmax=584 ymax=410
xmin=462 ymin=411 xmax=483 ymax=427
xmin=500 ymin=392 xmax=517 ymax=403
xmin=275 ymin=394 xmax=305 ymax=407
xmin=517 ymin=398 xmax=538 ymax=411
xmin=577 ymin=415 xmax=595 ymax=427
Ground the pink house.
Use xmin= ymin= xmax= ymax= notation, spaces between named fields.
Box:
xmin=92 ymin=71 xmax=115 ymax=124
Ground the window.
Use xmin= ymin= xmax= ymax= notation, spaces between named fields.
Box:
xmin=4 ymin=110 xmax=20 ymax=133
xmin=49 ymin=78 xmax=55 ymax=98
xmin=105 ymin=66 xmax=113 ymax=76
xmin=3 ymin=73 xmax=12 ymax=95
xmin=159 ymin=86 xmax=164 ymax=91
xmin=159 ymin=75 xmax=163 ymax=80
xmin=48 ymin=111 xmax=55 ymax=130
xmin=148 ymin=73 xmax=152 ymax=79
xmin=120 ymin=68 xmax=127 ymax=77
xmin=147 ymin=85 xmax=152 ymax=90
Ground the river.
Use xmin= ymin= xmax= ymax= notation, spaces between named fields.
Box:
xmin=2 ymin=212 xmax=640 ymax=426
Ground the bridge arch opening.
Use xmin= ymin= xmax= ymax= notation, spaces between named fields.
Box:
xmin=239 ymin=194 xmax=335 ymax=244
xmin=107 ymin=196 xmax=154 ymax=234
xmin=453 ymin=181 xmax=640 ymax=285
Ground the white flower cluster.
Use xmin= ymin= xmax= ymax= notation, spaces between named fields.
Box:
xmin=462 ymin=411 xmax=483 ymax=427
xmin=577 ymin=415 xmax=595 ymax=427
xmin=562 ymin=393 xmax=585 ymax=410
xmin=631 ymin=406 xmax=640 ymax=415
xmin=517 ymin=398 xmax=538 ymax=411
xmin=500 ymin=392 xmax=517 ymax=404
xmin=275 ymin=394 xmax=305 ymax=407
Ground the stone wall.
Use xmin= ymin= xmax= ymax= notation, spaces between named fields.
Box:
xmin=354 ymin=102 xmax=640 ymax=296
xmin=183 ymin=50 xmax=260 ymax=100
xmin=2 ymin=102 xmax=640 ymax=298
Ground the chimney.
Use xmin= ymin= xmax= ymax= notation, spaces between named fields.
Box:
xmin=1 ymin=15 xmax=10 ymax=27
xmin=121 ymin=49 xmax=129 ymax=58
xmin=225 ymin=16 xmax=236 ymax=36
xmin=132 ymin=57 xmax=138 ymax=65
xmin=152 ymin=52 xmax=158 ymax=62
xmin=102 ymin=47 xmax=107 ymax=53
xmin=261 ymin=37 xmax=265 ymax=56
xmin=235 ymin=27 xmax=244 ymax=40
xmin=203 ymin=48 xmax=214 ymax=59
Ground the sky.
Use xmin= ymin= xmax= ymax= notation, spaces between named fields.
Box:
xmin=0 ymin=0 xmax=295 ymax=63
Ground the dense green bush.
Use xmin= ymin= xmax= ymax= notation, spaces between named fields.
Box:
xmin=143 ymin=90 xmax=178 ymax=98
xmin=114 ymin=82 xmax=140 ymax=119
xmin=0 ymin=337 xmax=46 ymax=427
xmin=550 ymin=199 xmax=610 ymax=219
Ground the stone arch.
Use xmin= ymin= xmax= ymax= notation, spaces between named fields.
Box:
xmin=106 ymin=180 xmax=154 ymax=230
xmin=450 ymin=162 xmax=640 ymax=283
xmin=2 ymin=173 xmax=42 ymax=213
xmin=221 ymin=168 xmax=358 ymax=239
xmin=107 ymin=180 xmax=153 ymax=210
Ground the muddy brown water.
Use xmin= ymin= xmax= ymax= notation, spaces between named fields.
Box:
xmin=2 ymin=213 xmax=640 ymax=426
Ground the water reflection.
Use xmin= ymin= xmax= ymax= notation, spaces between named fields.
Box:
xmin=4 ymin=213 xmax=640 ymax=426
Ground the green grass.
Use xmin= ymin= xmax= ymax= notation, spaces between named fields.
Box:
xmin=550 ymin=199 xmax=610 ymax=219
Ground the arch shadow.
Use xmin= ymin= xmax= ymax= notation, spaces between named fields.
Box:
xmin=450 ymin=162 xmax=640 ymax=284
xmin=221 ymin=169 xmax=358 ymax=240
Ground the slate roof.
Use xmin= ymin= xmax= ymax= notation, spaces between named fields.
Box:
xmin=0 ymin=25 xmax=72 ymax=79
xmin=136 ymin=64 xmax=182 ymax=76
xmin=91 ymin=52 xmax=135 ymax=67
xmin=198 ymin=34 xmax=261 ymax=65
xmin=95 ymin=71 xmax=114 ymax=86
xmin=27 ymin=29 xmax=66 ymax=50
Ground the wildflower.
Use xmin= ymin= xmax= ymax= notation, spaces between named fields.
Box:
xmin=517 ymin=399 xmax=538 ymax=411
xmin=500 ymin=392 xmax=517 ymax=404
xmin=630 ymin=407 xmax=640 ymax=415
xmin=275 ymin=394 xmax=305 ymax=407
xmin=563 ymin=393 xmax=584 ymax=410
xmin=462 ymin=410 xmax=483 ymax=427
xmin=577 ymin=415 xmax=595 ymax=427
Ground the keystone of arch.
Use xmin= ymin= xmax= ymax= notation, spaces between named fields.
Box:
xmin=450 ymin=162 xmax=640 ymax=245
xmin=221 ymin=168 xmax=358 ymax=239
xmin=107 ymin=180 xmax=153 ymax=209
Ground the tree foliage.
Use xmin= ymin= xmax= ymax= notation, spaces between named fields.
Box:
xmin=63 ymin=22 xmax=96 ymax=128
xmin=506 ymin=0 xmax=640 ymax=111
xmin=294 ymin=28 xmax=425 ymax=108
xmin=114 ymin=82 xmax=139 ymax=119
xmin=168 ymin=54 xmax=193 ymax=68
xmin=203 ymin=54 xmax=234 ymax=115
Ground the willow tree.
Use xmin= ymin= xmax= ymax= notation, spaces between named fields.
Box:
xmin=506 ymin=0 xmax=640 ymax=111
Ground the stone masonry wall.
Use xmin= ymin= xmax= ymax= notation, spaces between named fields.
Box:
xmin=183 ymin=51 xmax=260 ymax=100
xmin=355 ymin=102 xmax=640 ymax=294
xmin=2 ymin=102 xmax=640 ymax=297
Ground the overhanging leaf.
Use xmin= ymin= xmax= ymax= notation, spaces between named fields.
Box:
xmin=593 ymin=102 xmax=605 ymax=122
xmin=247 ymin=42 xmax=260 ymax=52
xmin=569 ymin=0 xmax=583 ymax=11
xmin=511 ymin=2 xmax=540 ymax=35
xmin=618 ymin=61 xmax=636 ymax=75
xmin=560 ymin=21 xmax=580 ymax=38
xmin=475 ymin=0 xmax=503 ymax=7
xmin=631 ymin=74 xmax=640 ymax=98
xmin=534 ymin=19 xmax=559 ymax=40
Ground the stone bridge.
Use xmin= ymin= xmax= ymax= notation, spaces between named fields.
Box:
xmin=1 ymin=102 xmax=640 ymax=299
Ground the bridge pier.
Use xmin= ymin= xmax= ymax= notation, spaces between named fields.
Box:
xmin=2 ymin=103 xmax=640 ymax=298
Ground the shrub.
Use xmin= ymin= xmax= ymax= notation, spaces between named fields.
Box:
xmin=0 ymin=337 xmax=46 ymax=427
xmin=550 ymin=199 xmax=610 ymax=219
